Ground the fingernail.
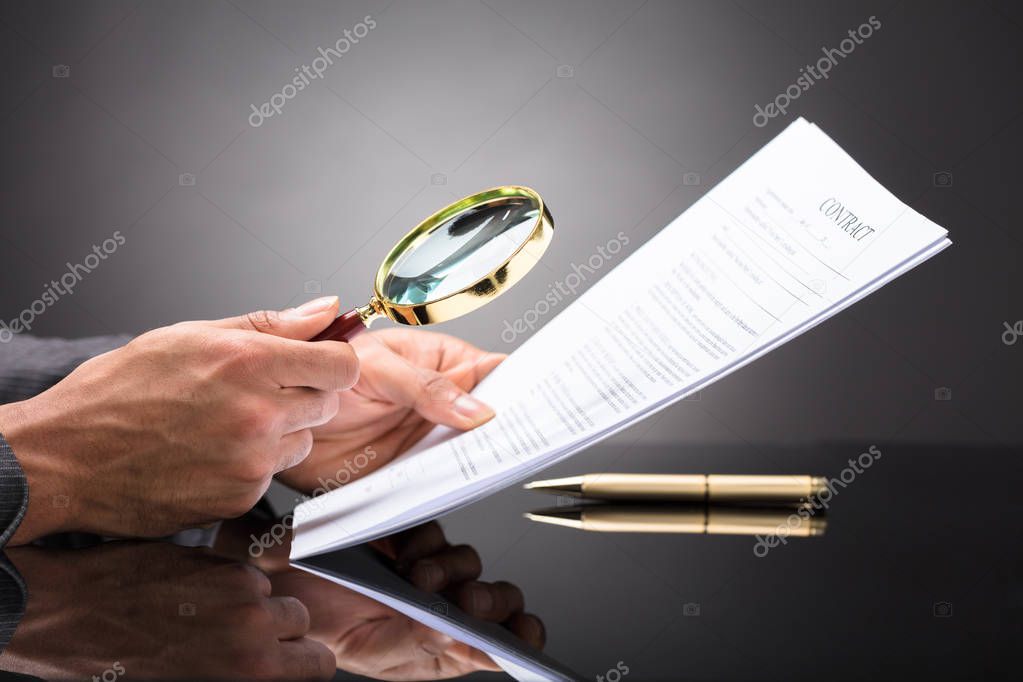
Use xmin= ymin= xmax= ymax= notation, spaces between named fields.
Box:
xmin=284 ymin=296 xmax=337 ymax=319
xmin=470 ymin=585 xmax=493 ymax=613
xmin=453 ymin=394 xmax=495 ymax=425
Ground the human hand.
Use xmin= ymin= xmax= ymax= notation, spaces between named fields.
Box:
xmin=271 ymin=522 xmax=545 ymax=680
xmin=0 ymin=297 xmax=357 ymax=542
xmin=0 ymin=542 xmax=335 ymax=681
xmin=276 ymin=328 xmax=504 ymax=493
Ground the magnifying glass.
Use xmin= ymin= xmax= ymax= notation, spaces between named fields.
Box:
xmin=313 ymin=186 xmax=553 ymax=342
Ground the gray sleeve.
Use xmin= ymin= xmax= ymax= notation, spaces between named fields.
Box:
xmin=0 ymin=334 xmax=132 ymax=404
xmin=0 ymin=551 xmax=27 ymax=654
xmin=0 ymin=435 xmax=27 ymax=549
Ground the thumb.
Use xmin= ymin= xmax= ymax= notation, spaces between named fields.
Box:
xmin=419 ymin=371 xmax=496 ymax=430
xmin=211 ymin=296 xmax=340 ymax=340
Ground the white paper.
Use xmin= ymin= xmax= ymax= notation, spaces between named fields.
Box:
xmin=292 ymin=118 xmax=950 ymax=559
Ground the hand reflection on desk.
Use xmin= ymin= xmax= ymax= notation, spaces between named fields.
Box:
xmin=0 ymin=521 xmax=543 ymax=680
xmin=219 ymin=518 xmax=546 ymax=680
xmin=0 ymin=541 xmax=335 ymax=681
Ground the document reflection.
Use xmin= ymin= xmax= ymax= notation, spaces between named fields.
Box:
xmin=217 ymin=517 xmax=553 ymax=680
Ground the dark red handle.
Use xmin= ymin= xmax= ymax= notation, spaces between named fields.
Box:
xmin=311 ymin=308 xmax=367 ymax=343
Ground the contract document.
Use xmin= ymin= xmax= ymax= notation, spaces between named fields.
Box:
xmin=292 ymin=118 xmax=950 ymax=560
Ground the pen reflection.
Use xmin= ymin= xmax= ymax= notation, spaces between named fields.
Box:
xmin=525 ymin=503 xmax=828 ymax=537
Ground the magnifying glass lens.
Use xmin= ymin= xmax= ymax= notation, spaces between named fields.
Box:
xmin=381 ymin=196 xmax=540 ymax=305
xmin=312 ymin=186 xmax=551 ymax=344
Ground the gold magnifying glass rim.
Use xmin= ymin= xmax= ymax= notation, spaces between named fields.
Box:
xmin=355 ymin=185 xmax=554 ymax=327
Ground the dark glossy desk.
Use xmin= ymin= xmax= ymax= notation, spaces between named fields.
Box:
xmin=1 ymin=443 xmax=1018 ymax=681
xmin=433 ymin=443 xmax=1021 ymax=681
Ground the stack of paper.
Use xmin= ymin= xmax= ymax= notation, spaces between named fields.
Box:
xmin=292 ymin=118 xmax=950 ymax=560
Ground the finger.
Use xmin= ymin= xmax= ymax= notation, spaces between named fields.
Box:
xmin=344 ymin=621 xmax=457 ymax=671
xmin=447 ymin=350 xmax=506 ymax=389
xmin=359 ymin=347 xmax=498 ymax=429
xmin=418 ymin=626 xmax=458 ymax=658
xmin=208 ymin=296 xmax=340 ymax=341
xmin=361 ymin=329 xmax=505 ymax=382
xmin=506 ymin=612 xmax=546 ymax=649
xmin=219 ymin=563 xmax=272 ymax=597
xmin=274 ymin=429 xmax=314 ymax=474
xmin=277 ymin=388 xmax=339 ymax=433
xmin=278 ymin=638 xmax=336 ymax=681
xmin=266 ymin=596 xmax=311 ymax=640
xmin=453 ymin=580 xmax=524 ymax=622
xmin=448 ymin=645 xmax=503 ymax=672
xmin=408 ymin=544 xmax=482 ymax=592
xmin=260 ymin=336 xmax=360 ymax=391
xmin=393 ymin=522 xmax=449 ymax=571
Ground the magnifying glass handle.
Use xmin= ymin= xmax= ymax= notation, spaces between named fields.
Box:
xmin=311 ymin=308 xmax=367 ymax=343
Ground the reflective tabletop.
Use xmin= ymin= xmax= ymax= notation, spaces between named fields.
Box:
xmin=0 ymin=443 xmax=1018 ymax=681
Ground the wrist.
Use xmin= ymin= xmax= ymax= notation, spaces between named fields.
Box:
xmin=0 ymin=400 xmax=79 ymax=543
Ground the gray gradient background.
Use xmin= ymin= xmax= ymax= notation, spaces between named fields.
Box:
xmin=1 ymin=2 xmax=1021 ymax=680
xmin=1 ymin=0 xmax=1021 ymax=448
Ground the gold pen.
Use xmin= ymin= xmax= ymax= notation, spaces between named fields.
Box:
xmin=524 ymin=473 xmax=828 ymax=504
xmin=524 ymin=504 xmax=826 ymax=537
